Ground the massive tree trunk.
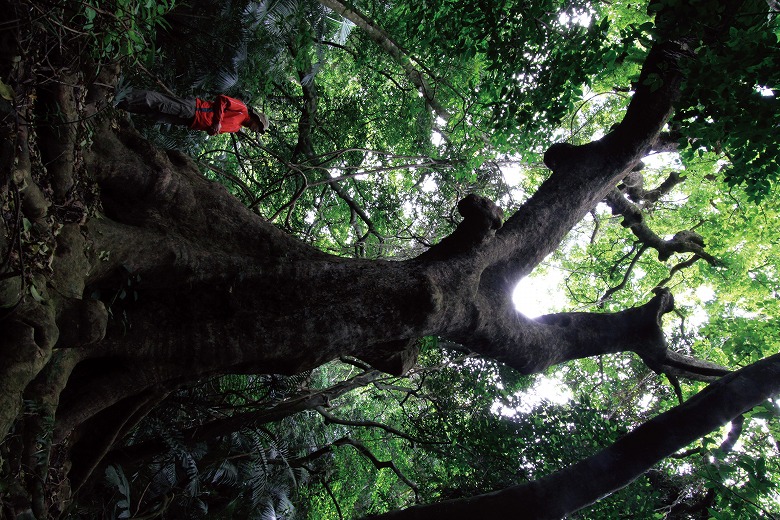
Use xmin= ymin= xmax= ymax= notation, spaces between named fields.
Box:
xmin=0 ymin=0 xmax=771 ymax=517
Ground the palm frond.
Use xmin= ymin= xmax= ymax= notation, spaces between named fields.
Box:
xmin=333 ymin=16 xmax=354 ymax=45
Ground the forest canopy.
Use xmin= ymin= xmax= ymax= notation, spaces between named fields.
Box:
xmin=1 ymin=0 xmax=779 ymax=519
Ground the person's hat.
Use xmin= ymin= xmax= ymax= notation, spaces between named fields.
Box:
xmin=248 ymin=106 xmax=268 ymax=133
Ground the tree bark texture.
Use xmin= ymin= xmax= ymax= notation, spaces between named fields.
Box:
xmin=0 ymin=0 xmax=768 ymax=515
xmin=0 ymin=5 xmax=678 ymax=452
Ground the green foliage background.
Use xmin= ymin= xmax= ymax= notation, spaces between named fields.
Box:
xmin=66 ymin=0 xmax=780 ymax=518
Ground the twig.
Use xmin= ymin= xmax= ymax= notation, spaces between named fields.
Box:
xmin=314 ymin=405 xmax=419 ymax=444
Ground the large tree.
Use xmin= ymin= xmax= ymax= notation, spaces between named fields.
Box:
xmin=1 ymin=0 xmax=778 ymax=518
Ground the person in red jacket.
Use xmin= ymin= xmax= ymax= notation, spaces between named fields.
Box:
xmin=116 ymin=89 xmax=268 ymax=135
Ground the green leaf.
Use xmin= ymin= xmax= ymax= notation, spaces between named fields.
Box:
xmin=0 ymin=79 xmax=14 ymax=100
xmin=29 ymin=285 xmax=45 ymax=302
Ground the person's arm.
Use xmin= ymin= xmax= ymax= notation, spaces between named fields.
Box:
xmin=210 ymin=95 xmax=229 ymax=134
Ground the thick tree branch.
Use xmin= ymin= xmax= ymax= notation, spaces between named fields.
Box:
xmin=657 ymin=254 xmax=703 ymax=287
xmin=416 ymin=194 xmax=503 ymax=262
xmin=651 ymin=349 xmax=731 ymax=382
xmin=651 ymin=131 xmax=683 ymax=154
xmin=36 ymin=72 xmax=78 ymax=204
xmin=476 ymin=40 xmax=690 ymax=293
xmin=621 ymin=169 xmax=686 ymax=204
xmin=443 ymin=289 xmax=676 ymax=376
xmin=605 ymin=188 xmax=717 ymax=263
xmin=364 ymin=353 xmax=780 ymax=519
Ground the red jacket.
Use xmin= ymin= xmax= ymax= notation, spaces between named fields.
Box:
xmin=191 ymin=95 xmax=250 ymax=134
